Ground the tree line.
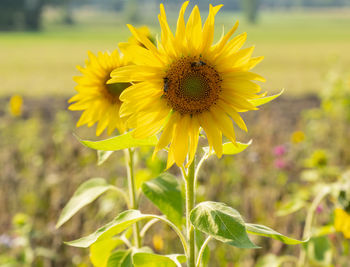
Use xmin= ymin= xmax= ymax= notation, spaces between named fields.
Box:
xmin=1 ymin=0 xmax=349 ymax=31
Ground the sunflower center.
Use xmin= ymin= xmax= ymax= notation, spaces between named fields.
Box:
xmin=103 ymin=76 xmax=131 ymax=103
xmin=106 ymin=82 xmax=131 ymax=97
xmin=164 ymin=57 xmax=222 ymax=115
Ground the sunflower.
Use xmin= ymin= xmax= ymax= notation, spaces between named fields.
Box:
xmin=69 ymin=50 xmax=130 ymax=136
xmin=109 ymin=2 xmax=275 ymax=167
xmin=334 ymin=208 xmax=350 ymax=238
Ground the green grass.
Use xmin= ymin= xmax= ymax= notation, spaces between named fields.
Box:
xmin=1 ymin=8 xmax=350 ymax=97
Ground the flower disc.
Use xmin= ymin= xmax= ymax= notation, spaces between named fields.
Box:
xmin=164 ymin=57 xmax=222 ymax=114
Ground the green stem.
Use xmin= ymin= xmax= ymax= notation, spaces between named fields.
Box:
xmin=125 ymin=148 xmax=141 ymax=248
xmin=298 ymin=186 xmax=329 ymax=266
xmin=194 ymin=152 xmax=208 ymax=186
xmin=152 ymin=215 xmax=188 ymax=256
xmin=196 ymin=236 xmax=212 ymax=267
xmin=185 ymin=160 xmax=196 ymax=267
xmin=140 ymin=218 xmax=159 ymax=238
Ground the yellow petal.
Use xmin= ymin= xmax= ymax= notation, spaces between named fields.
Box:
xmin=127 ymin=24 xmax=164 ymax=63
xmin=76 ymin=110 xmax=90 ymax=127
xmin=198 ymin=112 xmax=223 ymax=158
xmin=153 ymin=113 xmax=179 ymax=158
xmin=201 ymin=4 xmax=223 ymax=54
xmin=186 ymin=116 xmax=200 ymax=168
xmin=132 ymin=108 xmax=170 ymax=139
xmin=109 ymin=65 xmax=162 ymax=83
xmin=175 ymin=1 xmax=189 ymax=52
xmin=166 ymin=145 xmax=176 ymax=170
xmin=96 ymin=106 xmax=110 ymax=136
xmin=211 ymin=106 xmax=236 ymax=144
xmin=249 ymin=89 xmax=284 ymax=107
xmin=220 ymin=93 xmax=258 ymax=111
xmin=222 ymin=80 xmax=262 ymax=95
xmin=119 ymin=82 xmax=162 ymax=102
xmin=159 ymin=4 xmax=176 ymax=58
xmin=215 ymin=32 xmax=247 ymax=62
xmin=218 ymin=100 xmax=248 ymax=132
xmin=171 ymin=114 xmax=190 ymax=166
xmin=243 ymin=56 xmax=264 ymax=71
xmin=119 ymin=43 xmax=164 ymax=67
xmin=216 ymin=46 xmax=255 ymax=72
xmin=186 ymin=5 xmax=202 ymax=54
xmin=223 ymin=71 xmax=266 ymax=83
xmin=211 ymin=21 xmax=239 ymax=55
xmin=121 ymin=95 xmax=165 ymax=120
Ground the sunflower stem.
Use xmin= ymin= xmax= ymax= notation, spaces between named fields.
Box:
xmin=185 ymin=159 xmax=196 ymax=267
xmin=125 ymin=148 xmax=141 ymax=248
xmin=297 ymin=187 xmax=329 ymax=266
xmin=196 ymin=236 xmax=212 ymax=267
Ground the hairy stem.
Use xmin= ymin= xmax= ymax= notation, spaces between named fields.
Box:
xmin=194 ymin=152 xmax=208 ymax=186
xmin=196 ymin=236 xmax=212 ymax=267
xmin=185 ymin=160 xmax=196 ymax=267
xmin=298 ymin=187 xmax=329 ymax=266
xmin=151 ymin=215 xmax=188 ymax=256
xmin=125 ymin=148 xmax=141 ymax=248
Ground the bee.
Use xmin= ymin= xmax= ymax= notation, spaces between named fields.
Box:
xmin=163 ymin=77 xmax=169 ymax=93
xmin=191 ymin=60 xmax=206 ymax=67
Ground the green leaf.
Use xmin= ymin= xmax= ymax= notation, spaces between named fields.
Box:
xmin=133 ymin=253 xmax=185 ymax=267
xmin=65 ymin=210 xmax=154 ymax=248
xmin=78 ymin=132 xmax=158 ymax=151
xmin=56 ymin=178 xmax=114 ymax=228
xmin=249 ymin=89 xmax=284 ymax=107
xmin=97 ymin=150 xmax=114 ymax=166
xmin=142 ymin=173 xmax=183 ymax=227
xmin=246 ymin=223 xmax=307 ymax=245
xmin=107 ymin=250 xmax=132 ymax=267
xmin=90 ymin=238 xmax=124 ymax=267
xmin=203 ymin=141 xmax=252 ymax=157
xmin=307 ymin=236 xmax=332 ymax=264
xmin=190 ymin=201 xmax=258 ymax=248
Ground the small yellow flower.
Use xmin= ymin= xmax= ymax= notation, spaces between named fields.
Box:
xmin=152 ymin=234 xmax=164 ymax=251
xmin=110 ymin=2 xmax=277 ymax=167
xmin=334 ymin=208 xmax=350 ymax=238
xmin=68 ymin=50 xmax=131 ymax=136
xmin=291 ymin=130 xmax=305 ymax=144
xmin=9 ymin=94 xmax=23 ymax=117
xmin=306 ymin=149 xmax=328 ymax=168
xmin=12 ymin=213 xmax=30 ymax=227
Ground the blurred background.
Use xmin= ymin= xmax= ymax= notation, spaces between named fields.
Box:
xmin=1 ymin=0 xmax=350 ymax=266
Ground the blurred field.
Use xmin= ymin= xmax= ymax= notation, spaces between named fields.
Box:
xmin=0 ymin=7 xmax=350 ymax=97
xmin=0 ymin=94 xmax=319 ymax=266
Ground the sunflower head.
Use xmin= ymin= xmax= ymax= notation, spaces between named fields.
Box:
xmin=110 ymin=2 xmax=278 ymax=168
xmin=69 ymin=50 xmax=131 ymax=136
